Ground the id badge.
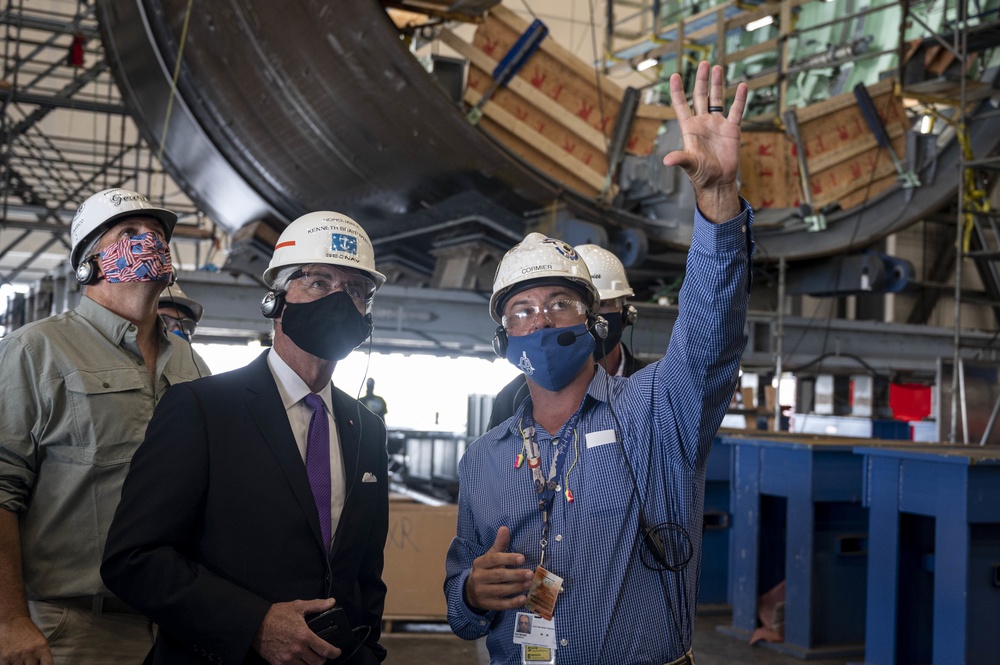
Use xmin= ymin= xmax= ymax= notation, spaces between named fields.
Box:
xmin=523 ymin=566 xmax=563 ymax=621
xmin=522 ymin=644 xmax=555 ymax=664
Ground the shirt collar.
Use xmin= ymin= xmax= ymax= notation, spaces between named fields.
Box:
xmin=76 ymin=295 xmax=172 ymax=347
xmin=500 ymin=370 xmax=605 ymax=438
xmin=267 ymin=348 xmax=334 ymax=414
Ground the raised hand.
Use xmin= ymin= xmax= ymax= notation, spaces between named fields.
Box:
xmin=663 ymin=60 xmax=748 ymax=223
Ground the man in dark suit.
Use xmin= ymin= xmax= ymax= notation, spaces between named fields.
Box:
xmin=487 ymin=243 xmax=648 ymax=429
xmin=102 ymin=212 xmax=390 ymax=665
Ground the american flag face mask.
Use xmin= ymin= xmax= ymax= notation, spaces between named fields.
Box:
xmin=99 ymin=232 xmax=173 ymax=283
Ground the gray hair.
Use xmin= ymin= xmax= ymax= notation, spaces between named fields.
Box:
xmin=271 ymin=265 xmax=301 ymax=294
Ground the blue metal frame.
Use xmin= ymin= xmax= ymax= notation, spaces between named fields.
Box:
xmin=857 ymin=446 xmax=1000 ymax=665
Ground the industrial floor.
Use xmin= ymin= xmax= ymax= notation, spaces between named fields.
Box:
xmin=381 ymin=613 xmax=852 ymax=664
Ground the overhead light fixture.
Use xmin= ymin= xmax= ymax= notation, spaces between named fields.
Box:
xmin=636 ymin=58 xmax=658 ymax=72
xmin=747 ymin=16 xmax=774 ymax=31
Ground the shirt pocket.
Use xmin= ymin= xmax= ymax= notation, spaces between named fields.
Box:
xmin=64 ymin=367 xmax=148 ymax=466
xmin=580 ymin=439 xmax=633 ymax=518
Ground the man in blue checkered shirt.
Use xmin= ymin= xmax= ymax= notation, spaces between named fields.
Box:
xmin=444 ymin=61 xmax=753 ymax=664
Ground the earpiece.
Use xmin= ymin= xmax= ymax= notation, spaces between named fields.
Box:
xmin=622 ymin=304 xmax=638 ymax=327
xmin=260 ymin=290 xmax=286 ymax=318
xmin=75 ymin=258 xmax=98 ymax=285
xmin=589 ymin=315 xmax=609 ymax=341
xmin=492 ymin=325 xmax=508 ymax=358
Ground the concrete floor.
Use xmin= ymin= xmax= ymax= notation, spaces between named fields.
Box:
xmin=381 ymin=614 xmax=852 ymax=664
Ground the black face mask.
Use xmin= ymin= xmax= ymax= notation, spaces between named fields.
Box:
xmin=593 ymin=313 xmax=624 ymax=360
xmin=280 ymin=291 xmax=373 ymax=361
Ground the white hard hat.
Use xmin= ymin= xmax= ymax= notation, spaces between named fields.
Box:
xmin=158 ymin=283 xmax=204 ymax=322
xmin=489 ymin=232 xmax=600 ymax=324
xmin=262 ymin=211 xmax=386 ymax=289
xmin=70 ymin=188 xmax=178 ymax=269
xmin=574 ymin=244 xmax=634 ymax=300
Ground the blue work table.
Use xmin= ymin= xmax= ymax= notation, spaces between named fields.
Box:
xmin=719 ymin=433 xmax=881 ymax=659
xmin=856 ymin=445 xmax=1000 ymax=665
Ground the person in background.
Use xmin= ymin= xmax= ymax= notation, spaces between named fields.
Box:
xmin=102 ymin=211 xmax=389 ymax=665
xmin=158 ymin=283 xmax=204 ymax=342
xmin=0 ymin=188 xmax=206 ymax=665
xmin=444 ymin=61 xmax=753 ymax=664
xmin=360 ymin=378 xmax=388 ymax=422
xmin=487 ymin=243 xmax=646 ymax=429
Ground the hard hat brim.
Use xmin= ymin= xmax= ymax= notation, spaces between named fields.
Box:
xmin=71 ymin=207 xmax=178 ymax=269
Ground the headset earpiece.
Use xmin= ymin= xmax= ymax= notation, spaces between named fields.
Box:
xmin=167 ymin=268 xmax=176 ymax=287
xmin=75 ymin=258 xmax=98 ymax=285
xmin=492 ymin=325 xmax=508 ymax=358
xmin=260 ymin=290 xmax=286 ymax=318
xmin=623 ymin=304 xmax=638 ymax=327
xmin=363 ymin=313 xmax=374 ymax=340
xmin=590 ymin=315 xmax=609 ymax=342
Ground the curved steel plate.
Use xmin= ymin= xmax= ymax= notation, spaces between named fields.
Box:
xmin=97 ymin=0 xmax=1000 ymax=263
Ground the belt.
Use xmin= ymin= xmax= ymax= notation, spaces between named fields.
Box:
xmin=664 ymin=648 xmax=695 ymax=665
xmin=45 ymin=596 xmax=143 ymax=615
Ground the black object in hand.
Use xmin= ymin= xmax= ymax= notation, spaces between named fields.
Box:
xmin=306 ymin=607 xmax=353 ymax=650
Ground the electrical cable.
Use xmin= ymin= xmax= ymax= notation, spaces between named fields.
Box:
xmin=593 ymin=330 xmax=693 ymax=658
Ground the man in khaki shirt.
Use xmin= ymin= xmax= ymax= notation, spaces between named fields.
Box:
xmin=0 ymin=188 xmax=208 ymax=665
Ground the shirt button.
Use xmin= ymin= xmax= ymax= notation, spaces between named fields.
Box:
xmin=560 ymin=638 xmax=568 ymax=647
xmin=555 ymin=534 xmax=562 ymax=541
xmin=128 ymin=324 xmax=136 ymax=332
xmin=479 ymin=620 xmax=487 ymax=626
xmin=137 ymin=359 xmax=144 ymax=366
xmin=551 ymin=438 xmax=559 ymax=446
xmin=102 ymin=382 xmax=110 ymax=388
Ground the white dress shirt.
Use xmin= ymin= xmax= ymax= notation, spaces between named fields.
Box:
xmin=267 ymin=349 xmax=346 ymax=548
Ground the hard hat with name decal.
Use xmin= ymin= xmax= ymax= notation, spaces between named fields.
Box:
xmin=489 ymin=232 xmax=599 ymax=324
xmin=262 ymin=211 xmax=386 ymax=289
xmin=158 ymin=283 xmax=205 ymax=323
xmin=70 ymin=188 xmax=178 ymax=269
xmin=574 ymin=244 xmax=634 ymax=301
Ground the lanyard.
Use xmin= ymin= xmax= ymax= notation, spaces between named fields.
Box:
xmin=518 ymin=407 xmax=582 ymax=566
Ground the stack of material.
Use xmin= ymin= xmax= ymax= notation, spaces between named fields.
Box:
xmin=441 ymin=5 xmax=673 ymax=199
xmin=739 ymin=78 xmax=910 ymax=211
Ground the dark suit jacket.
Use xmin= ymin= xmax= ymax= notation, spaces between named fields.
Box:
xmin=487 ymin=343 xmax=649 ymax=429
xmin=102 ymin=351 xmax=388 ymax=665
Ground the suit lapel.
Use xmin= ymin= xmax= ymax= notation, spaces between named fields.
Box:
xmin=245 ymin=351 xmax=327 ymax=551
xmin=330 ymin=389 xmax=364 ymax=554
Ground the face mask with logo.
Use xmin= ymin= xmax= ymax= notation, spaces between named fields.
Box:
xmin=505 ymin=322 xmax=595 ymax=392
xmin=593 ymin=314 xmax=624 ymax=360
xmin=99 ymin=232 xmax=173 ymax=283
xmin=280 ymin=291 xmax=373 ymax=361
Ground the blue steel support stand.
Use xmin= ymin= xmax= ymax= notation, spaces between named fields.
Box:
xmin=858 ymin=447 xmax=1000 ymax=665
xmin=862 ymin=456 xmax=901 ymax=665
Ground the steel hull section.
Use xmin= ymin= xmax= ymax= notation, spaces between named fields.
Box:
xmin=97 ymin=0 xmax=1000 ymax=262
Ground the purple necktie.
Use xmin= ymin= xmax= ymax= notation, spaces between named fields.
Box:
xmin=304 ymin=393 xmax=331 ymax=549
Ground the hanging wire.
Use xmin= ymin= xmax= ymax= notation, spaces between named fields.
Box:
xmin=158 ymin=0 xmax=196 ymax=162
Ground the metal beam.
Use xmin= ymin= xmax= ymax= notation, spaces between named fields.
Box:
xmin=156 ymin=272 xmax=1000 ymax=373
xmin=0 ymin=89 xmax=126 ymax=115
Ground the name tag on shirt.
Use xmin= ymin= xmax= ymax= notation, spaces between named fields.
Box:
xmin=585 ymin=429 xmax=616 ymax=449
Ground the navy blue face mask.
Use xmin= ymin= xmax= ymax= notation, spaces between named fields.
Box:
xmin=505 ymin=322 xmax=596 ymax=392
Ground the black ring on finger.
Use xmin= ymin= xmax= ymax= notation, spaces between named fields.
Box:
xmin=708 ymin=106 xmax=725 ymax=113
